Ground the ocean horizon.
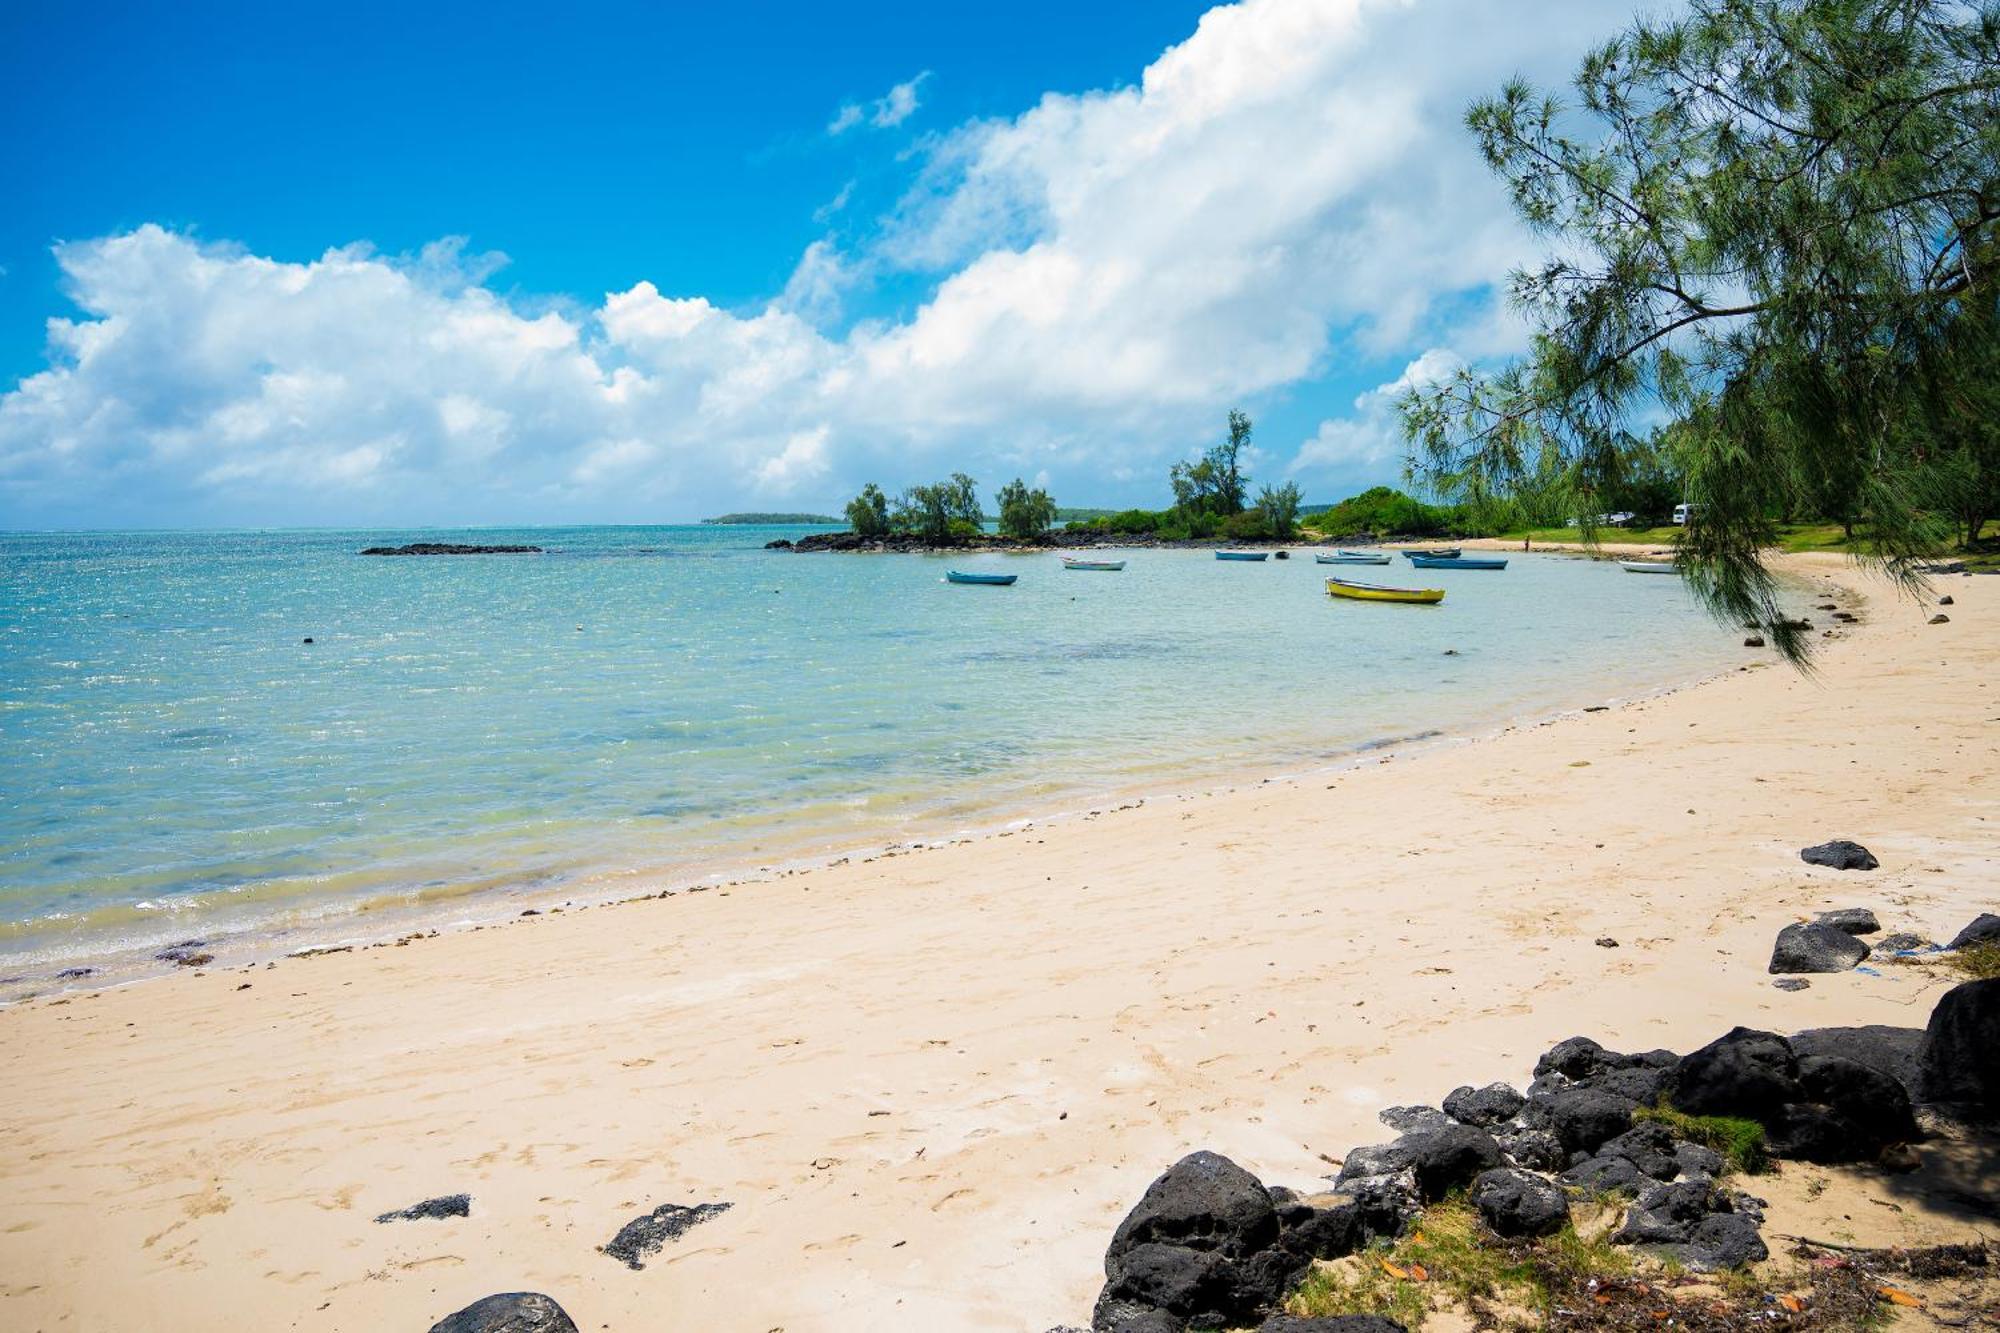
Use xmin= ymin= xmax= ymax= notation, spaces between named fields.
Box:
xmin=2 ymin=525 xmax=1738 ymax=982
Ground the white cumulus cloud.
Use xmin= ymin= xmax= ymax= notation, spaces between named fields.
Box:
xmin=1 ymin=0 xmax=1630 ymax=527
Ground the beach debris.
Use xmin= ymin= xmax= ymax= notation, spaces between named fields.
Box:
xmin=1770 ymin=922 xmax=1871 ymax=974
xmin=601 ymin=1200 xmax=732 ymax=1270
xmin=1946 ymin=912 xmax=2000 ymax=950
xmin=1813 ymin=908 xmax=1879 ymax=935
xmin=1595 ymin=936 xmax=1620 ymax=948
xmin=426 ymin=1291 xmax=577 ymax=1333
xmin=1929 ymin=612 xmax=1950 ymax=623
xmin=1914 ymin=978 xmax=1999 ymax=1112
xmin=1743 ymin=634 xmax=1766 ymax=647
xmin=1774 ymin=977 xmax=1811 ymax=991
xmin=1441 ymin=1082 xmax=1525 ymax=1128
xmin=1799 ymin=839 xmax=1878 ymax=871
xmin=375 ymin=1193 xmax=470 ymax=1223
xmin=1258 ymin=1317 xmax=1407 ymax=1332
xmin=1939 ymin=593 xmax=1954 ymax=605
xmin=1469 ymin=1166 xmax=1568 ymax=1237
xmin=55 ymin=966 xmax=96 ymax=979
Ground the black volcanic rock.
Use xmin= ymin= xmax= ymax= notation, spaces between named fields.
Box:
xmin=601 ymin=1201 xmax=731 ymax=1269
xmin=376 ymin=1193 xmax=470 ymax=1223
xmin=1799 ymin=840 xmax=1878 ymax=871
xmin=427 ymin=1293 xmax=577 ymax=1333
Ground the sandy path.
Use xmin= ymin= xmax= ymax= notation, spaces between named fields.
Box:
xmin=1 ymin=556 xmax=1993 ymax=1332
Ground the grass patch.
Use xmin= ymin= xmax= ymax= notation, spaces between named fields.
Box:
xmin=1285 ymin=1199 xmax=1633 ymax=1329
xmin=1285 ymin=1199 xmax=1532 ymax=1327
xmin=1633 ymin=1105 xmax=1770 ymax=1174
xmin=1950 ymin=940 xmax=2000 ymax=980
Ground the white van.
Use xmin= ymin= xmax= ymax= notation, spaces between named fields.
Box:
xmin=1673 ymin=503 xmax=1697 ymax=525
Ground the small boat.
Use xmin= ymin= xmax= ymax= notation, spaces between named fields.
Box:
xmin=1337 ymin=549 xmax=1384 ymax=559
xmin=1215 ymin=550 xmax=1269 ymax=561
xmin=1619 ymin=560 xmax=1678 ymax=574
xmin=1401 ymin=547 xmax=1461 ymax=560
xmin=1409 ymin=554 xmax=1507 ymax=570
xmin=1325 ymin=576 xmax=1444 ymax=605
xmin=945 ymin=570 xmax=1018 ymax=586
xmin=1060 ymin=556 xmax=1126 ymax=571
xmin=1316 ymin=551 xmax=1392 ymax=565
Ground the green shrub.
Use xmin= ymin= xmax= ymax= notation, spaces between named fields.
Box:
xmin=1221 ymin=509 xmax=1273 ymax=540
xmin=1305 ymin=486 xmax=1458 ymax=538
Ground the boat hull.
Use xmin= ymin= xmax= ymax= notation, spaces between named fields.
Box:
xmin=1215 ymin=550 xmax=1269 ymax=561
xmin=1316 ymin=552 xmax=1391 ymax=565
xmin=1060 ymin=559 xmax=1126 ymax=571
xmin=1325 ymin=577 xmax=1445 ymax=605
xmin=1619 ymin=561 xmax=1677 ymax=574
xmin=1401 ymin=548 xmax=1461 ymax=560
xmin=1408 ymin=555 xmax=1507 ymax=570
xmin=945 ymin=571 xmax=1018 ymax=586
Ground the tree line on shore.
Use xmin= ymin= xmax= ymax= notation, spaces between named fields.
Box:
xmin=842 ymin=410 xmax=1307 ymax=544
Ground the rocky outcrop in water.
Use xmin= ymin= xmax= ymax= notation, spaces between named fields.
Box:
xmin=360 ymin=543 xmax=544 ymax=556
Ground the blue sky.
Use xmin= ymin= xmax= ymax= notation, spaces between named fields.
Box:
xmin=0 ymin=0 xmax=1625 ymax=528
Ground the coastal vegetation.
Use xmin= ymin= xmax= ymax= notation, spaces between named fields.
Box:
xmin=841 ymin=411 xmax=1305 ymax=544
xmin=1395 ymin=0 xmax=2000 ymax=658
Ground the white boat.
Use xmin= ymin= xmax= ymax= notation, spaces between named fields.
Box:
xmin=1316 ymin=551 xmax=1391 ymax=565
xmin=1060 ymin=556 xmax=1126 ymax=571
xmin=1619 ymin=560 xmax=1678 ymax=574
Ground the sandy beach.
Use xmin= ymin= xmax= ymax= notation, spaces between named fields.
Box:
xmin=1 ymin=553 xmax=1993 ymax=1332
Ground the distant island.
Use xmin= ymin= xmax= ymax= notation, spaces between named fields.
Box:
xmin=702 ymin=512 xmax=840 ymax=525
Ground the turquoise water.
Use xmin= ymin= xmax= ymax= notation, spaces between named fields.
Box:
xmin=1 ymin=527 xmax=1736 ymax=971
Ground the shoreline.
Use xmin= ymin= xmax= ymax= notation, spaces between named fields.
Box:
xmin=1 ymin=554 xmax=1990 ymax=1331
xmin=0 ymin=550 xmax=1766 ymax=996
xmin=0 ymin=657 xmax=1732 ymax=1003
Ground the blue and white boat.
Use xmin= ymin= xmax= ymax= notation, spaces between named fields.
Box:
xmin=1215 ymin=550 xmax=1269 ymax=562
xmin=1060 ymin=556 xmax=1126 ymax=571
xmin=945 ymin=570 xmax=1018 ymax=586
xmin=1400 ymin=547 xmax=1462 ymax=560
xmin=1408 ymin=554 xmax=1507 ymax=570
xmin=1316 ymin=551 xmax=1392 ymax=565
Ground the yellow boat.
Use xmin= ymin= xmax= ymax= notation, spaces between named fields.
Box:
xmin=1325 ymin=575 xmax=1445 ymax=605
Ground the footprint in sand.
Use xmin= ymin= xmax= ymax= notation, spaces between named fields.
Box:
xmin=931 ymin=1188 xmax=976 ymax=1212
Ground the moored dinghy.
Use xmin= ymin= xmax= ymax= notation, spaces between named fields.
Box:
xmin=1325 ymin=576 xmax=1445 ymax=605
xmin=1215 ymin=550 xmax=1269 ymax=561
xmin=1316 ymin=551 xmax=1392 ymax=565
xmin=945 ymin=570 xmax=1019 ymax=586
xmin=1408 ymin=554 xmax=1508 ymax=570
xmin=1060 ymin=556 xmax=1126 ymax=571
xmin=1619 ymin=560 xmax=1678 ymax=574
xmin=1401 ymin=547 xmax=1461 ymax=560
